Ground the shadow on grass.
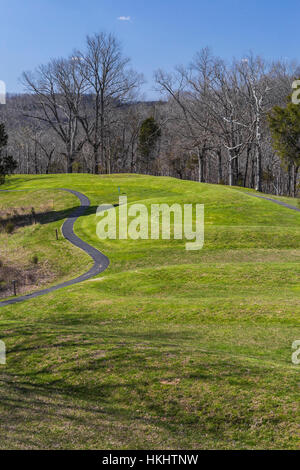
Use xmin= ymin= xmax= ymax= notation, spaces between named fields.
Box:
xmin=0 ymin=204 xmax=111 ymax=230
xmin=0 ymin=321 xmax=296 ymax=448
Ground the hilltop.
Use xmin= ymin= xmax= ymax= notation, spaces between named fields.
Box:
xmin=0 ymin=174 xmax=299 ymax=449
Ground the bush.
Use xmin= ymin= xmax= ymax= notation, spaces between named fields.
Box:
xmin=0 ymin=123 xmax=17 ymax=185
xmin=5 ymin=222 xmax=14 ymax=234
xmin=32 ymin=254 xmax=39 ymax=265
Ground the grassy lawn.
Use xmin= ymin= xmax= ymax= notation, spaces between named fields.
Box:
xmin=0 ymin=188 xmax=92 ymax=298
xmin=0 ymin=174 xmax=299 ymax=449
xmin=234 ymin=185 xmax=299 ymax=208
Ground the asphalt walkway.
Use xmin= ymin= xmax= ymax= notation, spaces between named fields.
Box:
xmin=0 ymin=189 xmax=109 ymax=308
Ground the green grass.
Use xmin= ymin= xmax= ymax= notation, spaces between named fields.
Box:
xmin=0 ymin=188 xmax=92 ymax=297
xmin=0 ymin=174 xmax=299 ymax=449
xmin=234 ymin=185 xmax=299 ymax=207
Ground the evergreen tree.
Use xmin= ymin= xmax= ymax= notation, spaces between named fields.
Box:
xmin=138 ymin=117 xmax=161 ymax=173
xmin=268 ymin=99 xmax=300 ymax=196
xmin=0 ymin=123 xmax=17 ymax=184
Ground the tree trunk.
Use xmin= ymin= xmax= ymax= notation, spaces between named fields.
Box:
xmin=228 ymin=149 xmax=236 ymax=186
xmin=234 ymin=154 xmax=239 ymax=185
xmin=255 ymin=143 xmax=262 ymax=191
xmin=107 ymin=136 xmax=111 ymax=174
xmin=198 ymin=147 xmax=205 ymax=183
xmin=99 ymin=92 xmax=105 ymax=174
xmin=93 ymin=145 xmax=100 ymax=174
xmin=130 ymin=142 xmax=135 ymax=173
xmin=66 ymin=148 xmax=75 ymax=173
xmin=293 ymin=164 xmax=299 ymax=197
xmin=217 ymin=149 xmax=222 ymax=184
xmin=243 ymin=145 xmax=250 ymax=187
xmin=67 ymin=160 xmax=73 ymax=173
xmin=287 ymin=163 xmax=292 ymax=196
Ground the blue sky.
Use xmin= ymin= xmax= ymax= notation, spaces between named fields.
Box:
xmin=1 ymin=0 xmax=298 ymax=99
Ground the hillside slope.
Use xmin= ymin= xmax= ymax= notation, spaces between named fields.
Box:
xmin=0 ymin=174 xmax=299 ymax=449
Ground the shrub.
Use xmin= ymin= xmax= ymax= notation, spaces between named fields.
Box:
xmin=31 ymin=207 xmax=36 ymax=224
xmin=5 ymin=222 xmax=14 ymax=234
xmin=32 ymin=254 xmax=39 ymax=265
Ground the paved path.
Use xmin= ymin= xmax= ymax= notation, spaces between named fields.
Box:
xmin=1 ymin=187 xmax=298 ymax=308
xmin=246 ymin=192 xmax=300 ymax=212
xmin=0 ymin=189 xmax=109 ymax=308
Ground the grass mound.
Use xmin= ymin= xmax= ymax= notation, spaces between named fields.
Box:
xmin=0 ymin=174 xmax=299 ymax=449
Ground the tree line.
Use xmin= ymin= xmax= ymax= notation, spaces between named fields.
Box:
xmin=0 ymin=32 xmax=299 ymax=196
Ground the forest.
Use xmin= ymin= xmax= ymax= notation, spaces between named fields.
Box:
xmin=1 ymin=32 xmax=300 ymax=196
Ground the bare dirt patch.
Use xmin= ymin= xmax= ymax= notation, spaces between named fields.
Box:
xmin=0 ymin=258 xmax=55 ymax=298
xmin=0 ymin=199 xmax=61 ymax=298
xmin=0 ymin=202 xmax=56 ymax=233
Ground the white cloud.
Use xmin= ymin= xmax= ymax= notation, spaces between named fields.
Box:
xmin=117 ymin=16 xmax=131 ymax=21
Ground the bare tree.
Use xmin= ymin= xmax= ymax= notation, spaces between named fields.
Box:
xmin=22 ymin=57 xmax=87 ymax=172
xmin=1 ymin=39 xmax=295 ymax=195
xmin=155 ymin=49 xmax=252 ymax=185
xmin=75 ymin=32 xmax=143 ymax=173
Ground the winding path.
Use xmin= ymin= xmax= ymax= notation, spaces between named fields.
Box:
xmin=0 ymin=187 xmax=298 ymax=308
xmin=246 ymin=192 xmax=300 ymax=212
xmin=0 ymin=189 xmax=109 ymax=308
